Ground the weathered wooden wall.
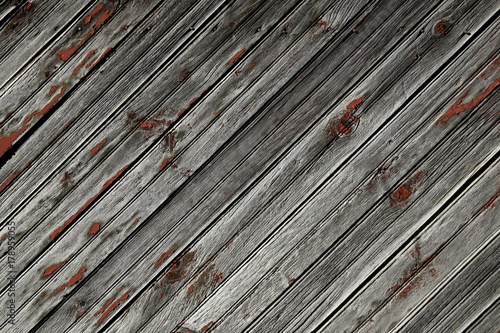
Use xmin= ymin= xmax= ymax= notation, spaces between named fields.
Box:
xmin=0 ymin=0 xmax=498 ymax=332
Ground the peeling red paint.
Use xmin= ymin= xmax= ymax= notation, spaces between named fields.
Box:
xmin=248 ymin=63 xmax=255 ymax=69
xmin=50 ymin=165 xmax=129 ymax=241
xmin=389 ymin=171 xmax=424 ymax=206
xmin=58 ymin=45 xmax=80 ymax=62
xmin=94 ymin=9 xmax=115 ymax=29
xmin=97 ymin=291 xmax=129 ymax=326
xmin=0 ymin=125 xmax=29 ymax=157
xmin=229 ymin=48 xmax=245 ymax=63
xmin=53 ymin=267 xmax=86 ymax=295
xmin=0 ymin=233 xmax=6 ymax=241
xmin=0 ymin=171 xmax=20 ymax=192
xmin=72 ymin=50 xmax=96 ymax=76
xmin=24 ymin=86 xmax=67 ymax=124
xmin=132 ymin=218 xmax=140 ymax=225
xmin=187 ymin=285 xmax=195 ymax=293
xmin=94 ymin=297 xmax=115 ymax=316
xmin=201 ymin=321 xmax=215 ymax=331
xmin=318 ymin=20 xmax=328 ymax=28
xmin=438 ymin=79 xmax=500 ymax=122
xmin=139 ymin=118 xmax=166 ymax=130
xmin=91 ymin=138 xmax=107 ymax=154
xmin=84 ymin=3 xmax=104 ymax=25
xmin=89 ymin=222 xmax=100 ymax=235
xmin=160 ymin=157 xmax=171 ymax=171
xmin=47 ymin=85 xmax=58 ymax=97
xmin=327 ymin=110 xmax=360 ymax=137
xmin=42 ymin=261 xmax=66 ymax=277
xmin=189 ymin=97 xmax=198 ymax=106
xmin=347 ymin=96 xmax=365 ymax=109
xmin=154 ymin=248 xmax=175 ymax=269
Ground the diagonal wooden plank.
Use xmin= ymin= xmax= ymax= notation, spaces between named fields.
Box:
xmin=462 ymin=299 xmax=500 ymax=333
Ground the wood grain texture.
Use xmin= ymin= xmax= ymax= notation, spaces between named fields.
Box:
xmin=0 ymin=0 xmax=498 ymax=332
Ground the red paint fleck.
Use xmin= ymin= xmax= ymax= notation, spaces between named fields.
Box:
xmin=72 ymin=50 xmax=96 ymax=76
xmin=213 ymin=272 xmax=223 ymax=283
xmin=84 ymin=3 xmax=104 ymax=25
xmin=439 ymin=78 xmax=500 ymax=122
xmin=347 ymin=96 xmax=365 ymax=109
xmin=178 ymin=109 xmax=187 ymax=117
xmin=189 ymin=97 xmax=198 ymax=106
xmin=42 ymin=261 xmax=66 ymax=277
xmin=187 ymin=285 xmax=195 ymax=293
xmin=77 ymin=310 xmax=85 ymax=318
xmin=24 ymin=86 xmax=67 ymax=124
xmin=132 ymin=218 xmax=140 ymax=225
xmin=398 ymin=275 xmax=424 ymax=298
xmin=40 ymin=291 xmax=46 ymax=297
xmin=0 ymin=233 xmax=6 ymax=241
xmin=154 ymin=248 xmax=175 ymax=269
xmin=94 ymin=297 xmax=115 ymax=316
xmin=89 ymin=222 xmax=100 ymax=235
xmin=201 ymin=321 xmax=215 ymax=331
xmin=0 ymin=171 xmax=20 ymax=192
xmin=50 ymin=165 xmax=128 ymax=241
xmin=0 ymin=125 xmax=30 ymax=157
xmin=434 ymin=19 xmax=450 ymax=36
xmin=248 ymin=63 xmax=255 ymax=69
xmin=229 ymin=48 xmax=245 ymax=63
xmin=482 ymin=191 xmax=499 ymax=212
xmin=429 ymin=268 xmax=438 ymax=277
xmin=160 ymin=158 xmax=171 ymax=171
xmin=58 ymin=45 xmax=79 ymax=62
xmin=26 ymin=2 xmax=33 ymax=10
xmin=87 ymin=47 xmax=112 ymax=68
xmin=164 ymin=251 xmax=195 ymax=284
xmin=97 ymin=291 xmax=129 ymax=326
xmin=94 ymin=9 xmax=115 ymax=30
xmin=47 ymin=85 xmax=58 ymax=97
xmin=90 ymin=138 xmax=107 ymax=154
xmin=139 ymin=119 xmax=165 ymax=130
xmin=389 ymin=171 xmax=424 ymax=206
xmin=327 ymin=110 xmax=360 ymax=137
xmin=318 ymin=20 xmax=328 ymax=28
xmin=53 ymin=267 xmax=86 ymax=295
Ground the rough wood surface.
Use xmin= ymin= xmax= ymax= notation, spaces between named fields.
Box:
xmin=0 ymin=0 xmax=498 ymax=332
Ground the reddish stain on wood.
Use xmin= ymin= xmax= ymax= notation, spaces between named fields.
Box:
xmin=72 ymin=50 xmax=96 ymax=76
xmin=164 ymin=251 xmax=195 ymax=284
xmin=0 ymin=233 xmax=6 ymax=241
xmin=318 ymin=20 xmax=328 ymax=28
xmin=24 ymin=86 xmax=67 ymax=124
xmin=50 ymin=165 xmax=129 ymax=241
xmin=438 ymin=79 xmax=500 ymax=122
xmin=187 ymin=285 xmax=195 ymax=293
xmin=482 ymin=191 xmax=499 ymax=212
xmin=154 ymin=248 xmax=175 ymax=269
xmin=94 ymin=297 xmax=115 ymax=316
xmin=434 ymin=19 xmax=450 ymax=36
xmin=47 ymin=85 xmax=58 ymax=97
xmin=84 ymin=3 xmax=104 ymax=25
xmin=97 ymin=291 xmax=129 ymax=326
xmin=0 ymin=124 xmax=30 ymax=157
xmin=132 ymin=218 xmax=140 ymax=225
xmin=89 ymin=222 xmax=100 ymax=235
xmin=168 ymin=131 xmax=176 ymax=154
xmin=389 ymin=171 xmax=424 ymax=206
xmin=0 ymin=171 xmax=20 ymax=192
xmin=248 ymin=63 xmax=255 ymax=69
xmin=90 ymin=138 xmax=107 ymax=154
xmin=229 ymin=48 xmax=245 ymax=63
xmin=201 ymin=321 xmax=215 ymax=331
xmin=139 ymin=118 xmax=166 ymax=130
xmin=347 ymin=96 xmax=365 ymax=110
xmin=42 ymin=261 xmax=66 ymax=277
xmin=53 ymin=267 xmax=86 ymax=295
xmin=94 ymin=9 xmax=115 ymax=29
